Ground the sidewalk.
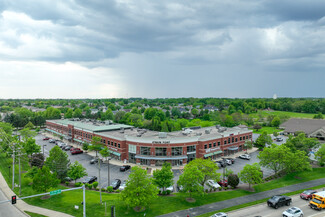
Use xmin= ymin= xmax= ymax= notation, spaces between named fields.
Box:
xmin=158 ymin=177 xmax=325 ymax=217
xmin=0 ymin=172 xmax=74 ymax=217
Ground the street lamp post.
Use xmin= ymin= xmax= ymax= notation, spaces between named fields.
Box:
xmin=222 ymin=158 xmax=227 ymax=189
xmin=43 ymin=144 xmax=47 ymax=156
xmin=107 ymin=157 xmax=111 ymax=187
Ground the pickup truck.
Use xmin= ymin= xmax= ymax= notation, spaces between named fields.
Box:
xmin=267 ymin=195 xmax=292 ymax=209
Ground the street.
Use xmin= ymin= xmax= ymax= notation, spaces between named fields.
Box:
xmin=228 ymin=189 xmax=325 ymax=217
xmin=0 ymin=189 xmax=26 ymax=217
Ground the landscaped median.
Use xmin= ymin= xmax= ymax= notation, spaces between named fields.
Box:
xmin=1 ymin=150 xmax=325 ymax=217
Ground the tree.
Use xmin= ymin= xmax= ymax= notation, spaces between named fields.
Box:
xmin=24 ymin=121 xmax=35 ymax=129
xmin=32 ymin=166 xmax=60 ymax=193
xmin=187 ymin=158 xmax=220 ymax=187
xmin=284 ymin=149 xmax=311 ymax=174
xmin=19 ymin=128 xmax=37 ymax=141
xmin=177 ymin=164 xmax=204 ymax=199
xmin=31 ymin=153 xmax=45 ymax=168
xmin=271 ymin=116 xmax=281 ymax=127
xmin=284 ymin=133 xmax=319 ymax=155
xmin=227 ymin=174 xmax=240 ymax=188
xmin=273 ymin=131 xmax=279 ymax=137
xmin=45 ymin=146 xmax=70 ymax=181
xmin=83 ymin=142 xmax=89 ymax=151
xmin=121 ymin=167 xmax=158 ymax=212
xmin=191 ymin=109 xmax=199 ymax=117
xmin=89 ymin=136 xmax=103 ymax=157
xmin=22 ymin=137 xmax=41 ymax=159
xmin=253 ymin=124 xmax=262 ymax=131
xmin=153 ymin=162 xmax=174 ymax=192
xmin=258 ymin=144 xmax=287 ymax=175
xmin=255 ymin=131 xmax=272 ymax=150
xmin=238 ymin=163 xmax=263 ymax=190
xmin=99 ymin=147 xmax=111 ymax=161
xmin=316 ymin=144 xmax=325 ymax=166
xmin=67 ymin=161 xmax=88 ymax=183
xmin=65 ymin=109 xmax=73 ymax=119
xmin=73 ymin=108 xmax=83 ymax=118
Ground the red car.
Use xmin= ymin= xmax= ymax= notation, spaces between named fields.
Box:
xmin=300 ymin=190 xmax=317 ymax=200
xmin=71 ymin=148 xmax=83 ymax=155
xmin=217 ymin=179 xmax=228 ymax=187
xmin=43 ymin=137 xmax=50 ymax=140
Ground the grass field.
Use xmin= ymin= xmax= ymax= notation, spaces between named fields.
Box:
xmin=2 ymin=152 xmax=325 ymax=217
xmin=252 ymin=110 xmax=317 ymax=119
xmin=251 ymin=126 xmax=282 ymax=134
xmin=24 ymin=211 xmax=48 ymax=217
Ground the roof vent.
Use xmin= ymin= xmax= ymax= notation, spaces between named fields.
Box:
xmin=205 ymin=129 xmax=210 ymax=134
xmin=137 ymin=133 xmax=142 ymax=137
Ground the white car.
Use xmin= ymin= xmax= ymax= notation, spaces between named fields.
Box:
xmin=282 ymin=207 xmax=303 ymax=217
xmin=239 ymin=154 xmax=251 ymax=160
xmin=119 ymin=180 xmax=127 ymax=190
xmin=207 ymin=180 xmax=221 ymax=189
xmin=224 ymin=159 xmax=232 ymax=165
xmin=166 ymin=185 xmax=174 ymax=192
xmin=210 ymin=212 xmax=228 ymax=217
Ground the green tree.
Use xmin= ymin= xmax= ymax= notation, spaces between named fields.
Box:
xmin=73 ymin=108 xmax=83 ymax=118
xmin=284 ymin=133 xmax=319 ymax=155
xmin=19 ymin=128 xmax=37 ymax=141
xmin=187 ymin=158 xmax=220 ymax=187
xmin=284 ymin=149 xmax=311 ymax=174
xmin=22 ymin=137 xmax=41 ymax=159
xmin=273 ymin=131 xmax=279 ymax=137
xmin=24 ymin=121 xmax=35 ymax=129
xmin=191 ymin=108 xmax=199 ymax=117
xmin=177 ymin=164 xmax=204 ymax=199
xmin=227 ymin=174 xmax=240 ymax=188
xmin=67 ymin=161 xmax=88 ymax=183
xmin=121 ymin=167 xmax=158 ymax=212
xmin=316 ymin=144 xmax=325 ymax=166
xmin=99 ymin=146 xmax=111 ymax=161
xmin=253 ymin=124 xmax=262 ymax=131
xmin=271 ymin=116 xmax=281 ymax=127
xmin=82 ymin=142 xmax=89 ymax=151
xmin=255 ymin=131 xmax=272 ymax=150
xmin=32 ymin=166 xmax=60 ymax=193
xmin=238 ymin=163 xmax=263 ymax=190
xmin=89 ymin=136 xmax=103 ymax=157
xmin=153 ymin=162 xmax=174 ymax=192
xmin=31 ymin=153 xmax=45 ymax=168
xmin=65 ymin=109 xmax=73 ymax=119
xmin=45 ymin=146 xmax=70 ymax=181
xmin=258 ymin=144 xmax=287 ymax=175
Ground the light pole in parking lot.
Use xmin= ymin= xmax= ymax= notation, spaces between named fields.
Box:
xmin=98 ymin=156 xmax=102 ymax=204
xmin=42 ymin=144 xmax=47 ymax=156
xmin=222 ymin=158 xmax=227 ymax=189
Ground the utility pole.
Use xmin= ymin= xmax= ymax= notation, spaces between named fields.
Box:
xmin=98 ymin=156 xmax=102 ymax=204
xmin=18 ymin=150 xmax=21 ymax=196
xmin=12 ymin=144 xmax=15 ymax=190
xmin=42 ymin=144 xmax=47 ymax=156
xmin=107 ymin=157 xmax=111 ymax=187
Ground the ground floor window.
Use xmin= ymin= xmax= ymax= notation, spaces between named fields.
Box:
xmin=155 ymin=160 xmax=166 ymax=166
xmin=187 ymin=153 xmax=196 ymax=163
xmin=129 ymin=153 xmax=136 ymax=164
xmin=172 ymin=160 xmax=183 ymax=166
xmin=140 ymin=159 xmax=150 ymax=166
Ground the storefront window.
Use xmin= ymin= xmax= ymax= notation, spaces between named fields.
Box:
xmin=140 ymin=147 xmax=151 ymax=155
xmin=155 ymin=148 xmax=167 ymax=156
xmin=187 ymin=145 xmax=196 ymax=152
xmin=172 ymin=147 xmax=182 ymax=156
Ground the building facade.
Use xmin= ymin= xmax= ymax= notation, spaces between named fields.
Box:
xmin=46 ymin=119 xmax=253 ymax=166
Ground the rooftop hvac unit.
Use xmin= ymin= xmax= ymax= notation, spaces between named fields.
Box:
xmin=195 ymin=132 xmax=202 ymax=136
xmin=205 ymin=129 xmax=210 ymax=134
xmin=130 ymin=127 xmax=134 ymax=131
xmin=159 ymin=132 xmax=167 ymax=138
xmin=137 ymin=133 xmax=142 ymax=137
xmin=216 ymin=125 xmax=221 ymax=129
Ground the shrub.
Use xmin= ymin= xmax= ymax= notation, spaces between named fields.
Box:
xmin=107 ymin=186 xmax=113 ymax=192
xmin=158 ymin=190 xmax=161 ymax=195
xmin=205 ymin=189 xmax=208 ymax=193
xmin=228 ymin=174 xmax=240 ymax=188
xmin=219 ymin=187 xmax=222 ymax=191
xmin=115 ymin=189 xmax=121 ymax=193
xmin=86 ymin=183 xmax=92 ymax=190
xmin=162 ymin=191 xmax=167 ymax=195
xmin=101 ymin=188 xmax=106 ymax=192
xmin=224 ymin=187 xmax=228 ymax=190
xmin=96 ymin=187 xmax=100 ymax=191
xmin=75 ymin=182 xmax=81 ymax=187
xmin=65 ymin=181 xmax=70 ymax=186
xmin=166 ymin=190 xmax=171 ymax=195
xmin=92 ymin=181 xmax=98 ymax=189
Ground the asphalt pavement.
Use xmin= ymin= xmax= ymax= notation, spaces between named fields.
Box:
xmin=0 ymin=188 xmax=26 ymax=217
xmin=158 ymin=178 xmax=325 ymax=217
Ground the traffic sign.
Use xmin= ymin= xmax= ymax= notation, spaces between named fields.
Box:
xmin=50 ymin=189 xmax=62 ymax=196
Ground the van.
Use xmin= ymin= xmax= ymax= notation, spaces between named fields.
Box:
xmin=309 ymin=191 xmax=325 ymax=210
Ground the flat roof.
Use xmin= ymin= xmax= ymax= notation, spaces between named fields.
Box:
xmin=47 ymin=119 xmax=252 ymax=144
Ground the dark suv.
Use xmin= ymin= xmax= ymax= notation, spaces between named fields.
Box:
xmin=111 ymin=179 xmax=121 ymax=190
xmin=82 ymin=176 xmax=97 ymax=184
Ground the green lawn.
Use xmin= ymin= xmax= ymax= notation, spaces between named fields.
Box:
xmin=251 ymin=110 xmax=317 ymax=119
xmin=251 ymin=126 xmax=282 ymax=134
xmin=24 ymin=211 xmax=48 ymax=217
xmin=2 ymin=152 xmax=325 ymax=217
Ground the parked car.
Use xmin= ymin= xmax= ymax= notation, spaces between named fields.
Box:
xmin=63 ymin=145 xmax=73 ymax=151
xmin=300 ymin=190 xmax=317 ymax=200
xmin=177 ymin=185 xmax=183 ymax=192
xmin=275 ymin=137 xmax=283 ymax=142
xmin=207 ymin=180 xmax=221 ymax=189
xmin=111 ymin=179 xmax=121 ymax=190
xmin=58 ymin=143 xmax=66 ymax=148
xmin=224 ymin=159 xmax=232 ymax=165
xmin=71 ymin=148 xmax=83 ymax=155
xmin=282 ymin=207 xmax=303 ymax=217
xmin=166 ymin=185 xmax=174 ymax=192
xmin=119 ymin=180 xmax=127 ymax=190
xmin=64 ymin=177 xmax=73 ymax=182
xmin=210 ymin=212 xmax=228 ymax=217
xmin=267 ymin=195 xmax=292 ymax=209
xmin=43 ymin=137 xmax=50 ymax=140
xmin=120 ymin=165 xmax=131 ymax=172
xmin=49 ymin=139 xmax=56 ymax=143
xmin=217 ymin=179 xmax=228 ymax=187
xmin=82 ymin=176 xmax=97 ymax=184
xmin=216 ymin=161 xmax=226 ymax=167
xmin=226 ymin=158 xmax=235 ymax=164
xmin=238 ymin=154 xmax=251 ymax=160
xmin=90 ymin=158 xmax=102 ymax=164
xmin=215 ymin=161 xmax=222 ymax=168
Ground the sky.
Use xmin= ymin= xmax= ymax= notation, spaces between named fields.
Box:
xmin=0 ymin=0 xmax=324 ymax=99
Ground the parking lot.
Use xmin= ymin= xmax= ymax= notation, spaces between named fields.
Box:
xmin=36 ymin=133 xmax=287 ymax=191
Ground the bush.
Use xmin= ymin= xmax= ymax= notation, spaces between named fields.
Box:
xmin=166 ymin=190 xmax=171 ymax=195
xmin=228 ymin=174 xmax=240 ymax=188
xmin=65 ymin=181 xmax=70 ymax=186
xmin=219 ymin=187 xmax=222 ymax=191
xmin=162 ymin=191 xmax=167 ymax=195
xmin=86 ymin=183 xmax=92 ymax=190
xmin=115 ymin=189 xmax=121 ymax=193
xmin=101 ymin=188 xmax=106 ymax=192
xmin=96 ymin=187 xmax=100 ymax=191
xmin=92 ymin=181 xmax=99 ymax=189
xmin=107 ymin=186 xmax=113 ymax=192
xmin=75 ymin=182 xmax=81 ymax=187
xmin=224 ymin=187 xmax=228 ymax=190
xmin=158 ymin=190 xmax=161 ymax=195
xmin=205 ymin=189 xmax=208 ymax=193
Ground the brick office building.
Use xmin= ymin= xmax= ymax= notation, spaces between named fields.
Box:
xmin=46 ymin=119 xmax=252 ymax=166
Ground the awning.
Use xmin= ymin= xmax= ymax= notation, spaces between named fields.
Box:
xmin=204 ymin=151 xmax=223 ymax=158
xmin=228 ymin=146 xmax=239 ymax=151
xmin=111 ymin=151 xmax=121 ymax=157
xmin=46 ymin=128 xmax=64 ymax=137
xmin=73 ymin=138 xmax=86 ymax=144
xmin=135 ymin=155 xmax=187 ymax=160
